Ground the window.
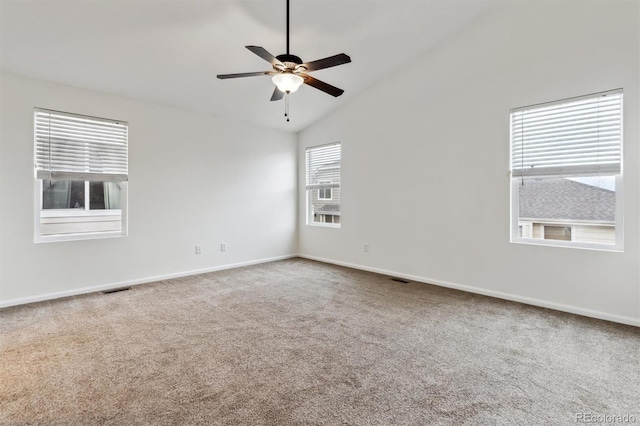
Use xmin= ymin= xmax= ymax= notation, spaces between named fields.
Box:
xmin=510 ymin=90 xmax=622 ymax=250
xmin=543 ymin=225 xmax=572 ymax=241
xmin=306 ymin=143 xmax=341 ymax=227
xmin=318 ymin=181 xmax=332 ymax=200
xmin=34 ymin=109 xmax=128 ymax=242
xmin=314 ymin=214 xmax=340 ymax=224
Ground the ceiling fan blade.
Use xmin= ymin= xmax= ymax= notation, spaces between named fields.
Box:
xmin=217 ymin=71 xmax=274 ymax=79
xmin=246 ymin=46 xmax=284 ymax=67
xmin=270 ymin=87 xmax=285 ymax=101
xmin=299 ymin=53 xmax=351 ymax=72
xmin=300 ymin=74 xmax=344 ymax=97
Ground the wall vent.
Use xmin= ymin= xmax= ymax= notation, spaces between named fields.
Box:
xmin=390 ymin=277 xmax=410 ymax=284
xmin=102 ymin=287 xmax=131 ymax=295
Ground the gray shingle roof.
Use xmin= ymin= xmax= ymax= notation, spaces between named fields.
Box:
xmin=317 ymin=204 xmax=340 ymax=214
xmin=519 ymin=178 xmax=614 ymax=222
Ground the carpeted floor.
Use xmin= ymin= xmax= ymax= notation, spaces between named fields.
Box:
xmin=1 ymin=258 xmax=638 ymax=425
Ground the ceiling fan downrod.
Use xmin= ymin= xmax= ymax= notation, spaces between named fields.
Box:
xmin=284 ymin=0 xmax=291 ymax=123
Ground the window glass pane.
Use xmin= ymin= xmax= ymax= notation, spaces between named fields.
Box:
xmin=42 ymin=180 xmax=69 ymax=209
xmin=103 ymin=182 xmax=122 ymax=210
xmin=90 ymin=182 xmax=122 ymax=210
xmin=517 ymin=176 xmax=615 ymax=245
xmin=544 ymin=226 xmax=571 ymax=241
xmin=42 ymin=180 xmax=85 ymax=209
xmin=89 ymin=181 xmax=105 ymax=209
xmin=69 ymin=181 xmax=85 ymax=209
xmin=42 ymin=180 xmax=122 ymax=210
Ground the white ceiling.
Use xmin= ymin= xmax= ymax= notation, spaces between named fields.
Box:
xmin=0 ymin=0 xmax=497 ymax=132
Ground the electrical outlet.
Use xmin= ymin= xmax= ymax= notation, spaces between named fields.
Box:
xmin=221 ymin=243 xmax=227 ymax=252
xmin=195 ymin=245 xmax=202 ymax=255
xmin=364 ymin=244 xmax=369 ymax=252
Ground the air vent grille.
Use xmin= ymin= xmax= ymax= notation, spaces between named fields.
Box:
xmin=102 ymin=287 xmax=131 ymax=295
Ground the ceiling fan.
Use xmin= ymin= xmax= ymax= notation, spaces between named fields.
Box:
xmin=216 ymin=0 xmax=351 ymax=104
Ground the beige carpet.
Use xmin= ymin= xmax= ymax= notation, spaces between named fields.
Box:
xmin=1 ymin=258 xmax=638 ymax=425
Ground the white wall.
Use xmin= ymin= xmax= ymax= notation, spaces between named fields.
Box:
xmin=298 ymin=1 xmax=640 ymax=325
xmin=0 ymin=72 xmax=297 ymax=305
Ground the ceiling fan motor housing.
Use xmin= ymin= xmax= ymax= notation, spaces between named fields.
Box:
xmin=276 ymin=54 xmax=304 ymax=71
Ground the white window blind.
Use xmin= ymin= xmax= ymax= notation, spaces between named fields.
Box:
xmin=511 ymin=90 xmax=622 ymax=178
xmin=35 ymin=108 xmax=128 ymax=182
xmin=306 ymin=143 xmax=341 ymax=191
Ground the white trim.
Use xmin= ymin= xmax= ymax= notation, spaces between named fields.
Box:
xmin=510 ymin=238 xmax=621 ymax=252
xmin=297 ymin=254 xmax=640 ymax=327
xmin=510 ymin=88 xmax=623 ymax=113
xmin=35 ymin=230 xmax=126 ymax=244
xmin=35 ymin=107 xmax=128 ymax=126
xmin=520 ymin=218 xmax=615 ymax=226
xmin=3 ymin=253 xmax=637 ymax=327
xmin=307 ymin=221 xmax=341 ymax=229
xmin=41 ymin=209 xmax=122 ymax=218
xmin=613 ymin=174 xmax=624 ymax=249
xmin=0 ymin=254 xmax=297 ymax=309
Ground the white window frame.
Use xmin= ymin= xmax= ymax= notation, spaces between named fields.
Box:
xmin=509 ymin=90 xmax=623 ymax=252
xmin=33 ymin=109 xmax=128 ymax=243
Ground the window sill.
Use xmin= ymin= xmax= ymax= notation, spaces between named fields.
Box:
xmin=41 ymin=209 xmax=122 ymax=218
xmin=35 ymin=230 xmax=127 ymax=244
xmin=307 ymin=223 xmax=341 ymax=229
xmin=510 ymin=238 xmax=622 ymax=252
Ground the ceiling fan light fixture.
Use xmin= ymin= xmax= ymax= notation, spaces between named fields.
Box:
xmin=272 ymin=72 xmax=304 ymax=93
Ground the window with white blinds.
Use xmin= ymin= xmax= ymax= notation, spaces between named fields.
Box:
xmin=35 ymin=108 xmax=128 ymax=182
xmin=511 ymin=90 xmax=622 ymax=178
xmin=34 ymin=108 xmax=128 ymax=242
xmin=306 ymin=143 xmax=341 ymax=226
xmin=510 ymin=90 xmax=623 ymax=251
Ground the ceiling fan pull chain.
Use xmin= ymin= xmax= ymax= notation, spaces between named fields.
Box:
xmin=285 ymin=93 xmax=290 ymax=122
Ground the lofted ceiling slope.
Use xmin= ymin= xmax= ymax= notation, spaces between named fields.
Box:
xmin=0 ymin=0 xmax=497 ymax=132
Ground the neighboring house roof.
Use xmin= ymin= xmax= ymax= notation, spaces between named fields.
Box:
xmin=317 ymin=204 xmax=340 ymax=214
xmin=519 ymin=178 xmax=614 ymax=222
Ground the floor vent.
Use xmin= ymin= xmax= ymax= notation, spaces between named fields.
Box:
xmin=390 ymin=277 xmax=410 ymax=284
xmin=102 ymin=287 xmax=131 ymax=295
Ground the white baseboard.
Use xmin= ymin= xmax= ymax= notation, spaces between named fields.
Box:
xmin=0 ymin=254 xmax=297 ymax=309
xmin=297 ymin=254 xmax=640 ymax=327
xmin=5 ymin=252 xmax=638 ymax=327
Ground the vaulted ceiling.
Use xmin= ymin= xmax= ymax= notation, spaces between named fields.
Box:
xmin=0 ymin=0 xmax=497 ymax=132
